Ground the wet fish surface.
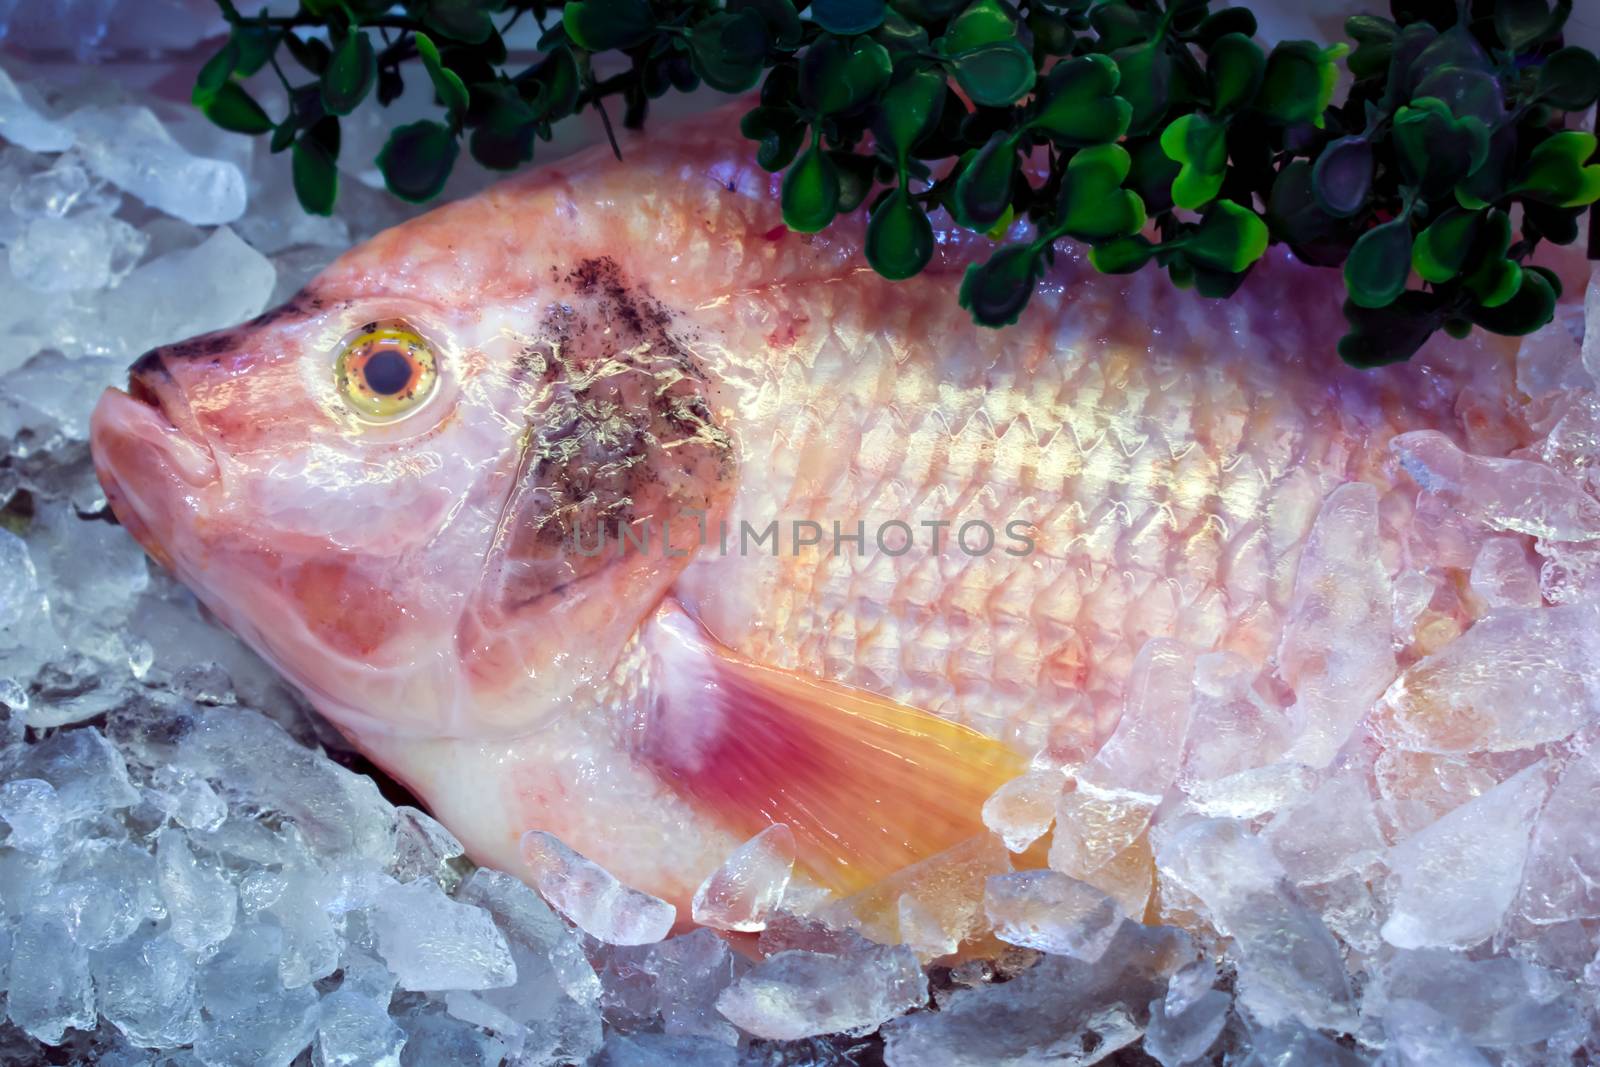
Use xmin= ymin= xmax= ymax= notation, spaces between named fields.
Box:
xmin=89 ymin=104 xmax=1594 ymax=917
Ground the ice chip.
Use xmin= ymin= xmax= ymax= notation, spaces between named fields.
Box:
xmin=1520 ymin=748 xmax=1600 ymax=923
xmin=4 ymin=726 xmax=140 ymax=821
xmin=1381 ymin=604 xmax=1600 ymax=753
xmin=593 ymin=1032 xmax=740 ymax=1066
xmin=196 ymin=924 xmax=319 ymax=1067
xmin=1381 ymin=759 xmax=1549 ymax=949
xmin=1583 ymin=262 xmax=1600 ymax=384
xmin=822 ymin=835 xmax=1010 ymax=958
xmin=1143 ymin=987 xmax=1228 ymax=1066
xmin=1261 ymin=771 xmax=1385 ymax=886
xmin=521 ymin=830 xmax=676 ymax=945
xmin=880 ymin=922 xmax=1193 ymax=1066
xmin=67 ymin=104 xmax=245 ymax=225
xmin=690 ymin=822 xmax=795 ymax=932
xmin=151 ymin=767 xmax=227 ymax=833
xmin=637 ymin=927 xmax=739 ymax=1043
xmin=371 ymin=877 xmax=517 ymax=992
xmin=390 ymin=805 xmax=466 ymax=890
xmin=316 ymin=990 xmax=407 ymax=1067
xmin=6 ymin=913 xmax=96 ymax=1044
xmin=456 ymin=867 xmax=600 ymax=1005
xmin=93 ymin=932 xmax=201 ymax=1049
xmin=715 ymin=944 xmax=925 ymax=1040
xmin=0 ymin=777 xmax=63 ymax=854
xmin=0 ymin=62 xmax=73 ymax=152
xmin=1278 ymin=482 xmax=1395 ymax=767
xmin=157 ymin=827 xmax=237 ymax=956
xmin=9 ymin=159 xmax=95 ymax=218
xmin=1393 ymin=429 xmax=1600 ymax=543
xmin=984 ymin=870 xmax=1126 ymax=961
xmin=981 ymin=768 xmax=1062 ymax=853
xmin=1372 ymin=948 xmax=1583 ymax=1049
xmin=1470 ymin=536 xmax=1543 ymax=610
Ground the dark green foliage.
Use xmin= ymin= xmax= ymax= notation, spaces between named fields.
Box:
xmin=203 ymin=0 xmax=1600 ymax=368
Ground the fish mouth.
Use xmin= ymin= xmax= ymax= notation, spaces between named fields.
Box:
xmin=89 ymin=352 xmax=223 ymax=567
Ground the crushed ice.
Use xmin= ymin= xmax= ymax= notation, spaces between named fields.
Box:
xmin=2 ymin=39 xmax=1600 ymax=1067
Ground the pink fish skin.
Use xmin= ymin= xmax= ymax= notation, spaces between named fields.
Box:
xmin=90 ymin=104 xmax=1566 ymax=911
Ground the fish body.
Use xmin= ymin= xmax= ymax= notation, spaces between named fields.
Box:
xmin=90 ymin=107 xmax=1554 ymax=911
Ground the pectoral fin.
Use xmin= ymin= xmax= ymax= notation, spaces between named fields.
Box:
xmin=639 ymin=605 xmax=1026 ymax=895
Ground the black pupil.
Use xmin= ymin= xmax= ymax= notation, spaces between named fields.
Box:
xmin=362 ymin=348 xmax=413 ymax=396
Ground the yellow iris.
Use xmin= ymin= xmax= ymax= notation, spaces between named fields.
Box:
xmin=335 ymin=323 xmax=438 ymax=420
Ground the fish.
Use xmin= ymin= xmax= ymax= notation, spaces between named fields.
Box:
xmin=88 ymin=103 xmax=1583 ymax=917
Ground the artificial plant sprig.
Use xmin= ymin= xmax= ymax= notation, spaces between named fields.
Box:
xmin=195 ymin=0 xmax=1600 ymax=366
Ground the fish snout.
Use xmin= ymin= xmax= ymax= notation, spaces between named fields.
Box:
xmin=89 ymin=348 xmax=225 ymax=567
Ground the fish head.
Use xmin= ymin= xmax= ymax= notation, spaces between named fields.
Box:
xmin=90 ymin=258 xmax=736 ymax=743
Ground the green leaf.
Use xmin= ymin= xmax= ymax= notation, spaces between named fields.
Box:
xmin=321 ymin=30 xmax=376 ymax=117
xmin=231 ymin=25 xmax=279 ymax=77
xmin=1512 ymin=131 xmax=1600 ymax=208
xmin=1113 ymin=40 xmax=1174 ymax=137
xmin=831 ymin=150 xmax=877 ymax=212
xmin=414 ymin=32 xmax=471 ymax=121
xmin=1191 ymin=8 xmax=1257 ymax=50
xmin=953 ymin=131 xmax=1017 ymax=230
xmin=1411 ymin=207 xmax=1481 ymax=283
xmin=874 ymin=69 xmax=946 ymax=167
xmin=563 ymin=0 xmax=656 ymax=51
xmin=1183 ymin=199 xmax=1269 ymax=274
xmin=270 ymin=121 xmax=296 ymax=153
xmin=959 ymin=243 xmax=1044 ymax=327
xmin=202 ymin=82 xmax=275 ymax=134
xmin=941 ymin=0 xmax=1018 ymax=52
xmin=1344 ymin=216 xmax=1413 ymax=309
xmin=1258 ymin=40 xmax=1346 ymax=128
xmin=782 ymin=142 xmax=840 ymax=232
xmin=423 ymin=0 xmax=496 ymax=44
xmin=947 ymin=40 xmax=1036 ymax=107
xmin=1160 ymin=111 xmax=1228 ymax=210
xmin=733 ymin=0 xmax=802 ymax=50
xmin=1206 ymin=33 xmax=1264 ymax=114
xmin=535 ymin=46 xmax=580 ymax=121
xmin=1392 ymin=97 xmax=1490 ymax=198
xmin=811 ymin=0 xmax=886 ymax=35
xmin=1468 ymin=266 xmax=1559 ymax=336
xmin=1028 ymin=54 xmax=1130 ymax=146
xmin=1345 ymin=14 xmax=1398 ymax=80
xmin=1536 ymin=47 xmax=1600 ymax=111
xmin=1055 ymin=143 xmax=1146 ymax=241
xmin=292 ymin=131 xmax=338 ymax=215
xmin=865 ymin=187 xmax=934 ymax=280
xmin=1338 ymin=290 xmax=1446 ymax=366
xmin=1089 ymin=234 xmax=1156 ymax=274
xmin=1494 ymin=0 xmax=1572 ymax=52
xmin=1125 ymin=135 xmax=1180 ymax=216
xmin=741 ymin=106 xmax=806 ymax=171
xmin=690 ymin=9 xmax=769 ymax=93
xmin=377 ymin=119 xmax=459 ymax=203
xmin=801 ymin=37 xmax=892 ymax=115
xmin=192 ymin=39 xmax=238 ymax=108
xmin=1310 ymin=135 xmax=1373 ymax=218
xmin=468 ymin=83 xmax=539 ymax=169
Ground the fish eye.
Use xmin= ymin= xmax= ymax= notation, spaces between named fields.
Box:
xmin=335 ymin=322 xmax=438 ymax=420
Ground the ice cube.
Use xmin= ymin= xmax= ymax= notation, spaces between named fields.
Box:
xmin=521 ymin=830 xmax=676 ymax=946
xmin=195 ymin=924 xmax=319 ymax=1067
xmin=1582 ymin=262 xmax=1600 ymax=384
xmin=93 ymin=931 xmax=201 ymax=1049
xmin=1470 ymin=537 xmax=1543 ymax=610
xmin=821 ymin=835 xmax=1010 ymax=957
xmin=315 ymin=990 xmax=407 ymax=1067
xmin=1261 ymin=771 xmax=1385 ymax=886
xmin=1517 ymin=303 xmax=1592 ymax=398
xmin=0 ymin=778 xmax=63 ymax=854
xmin=456 ymin=867 xmax=600 ymax=1005
xmin=3 ymin=726 xmax=139 ymax=821
xmin=6 ymin=912 xmax=96 ymax=1044
xmin=396 ymin=1008 xmax=504 ymax=1067
xmin=9 ymin=159 xmax=96 ymax=218
xmin=1520 ymin=748 xmax=1600 ymax=923
xmin=879 ymin=922 xmax=1193 ymax=1066
xmin=638 ymin=927 xmax=739 ymax=1043
xmin=370 ymin=877 xmax=516 ymax=992
xmin=1143 ymin=986 xmax=1228 ymax=1066
xmin=150 ymin=768 xmax=228 ymax=833
xmin=593 ymin=1032 xmax=740 ymax=1066
xmin=1277 ymin=482 xmax=1395 ymax=767
xmin=1153 ymin=817 xmax=1354 ymax=1030
xmin=1382 ymin=759 xmax=1550 ymax=949
xmin=1380 ymin=605 xmax=1600 ymax=753
xmin=0 ymin=61 xmax=74 ymax=153
xmin=715 ymin=944 xmax=924 ymax=1040
xmin=1393 ymin=429 xmax=1600 ymax=543
xmin=50 ymin=838 xmax=162 ymax=950
xmin=1371 ymin=948 xmax=1583 ymax=1050
xmin=389 ymin=806 xmax=466 ymax=890
xmin=67 ymin=104 xmax=245 ymax=225
xmin=156 ymin=827 xmax=237 ymax=957
xmin=981 ymin=768 xmax=1062 ymax=853
xmin=984 ymin=870 xmax=1126 ymax=962
xmin=691 ymin=823 xmax=795 ymax=932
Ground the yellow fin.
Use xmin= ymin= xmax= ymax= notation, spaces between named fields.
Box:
xmin=640 ymin=607 xmax=1027 ymax=895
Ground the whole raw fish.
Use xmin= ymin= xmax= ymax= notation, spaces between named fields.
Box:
xmin=89 ymin=105 xmax=1577 ymax=913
